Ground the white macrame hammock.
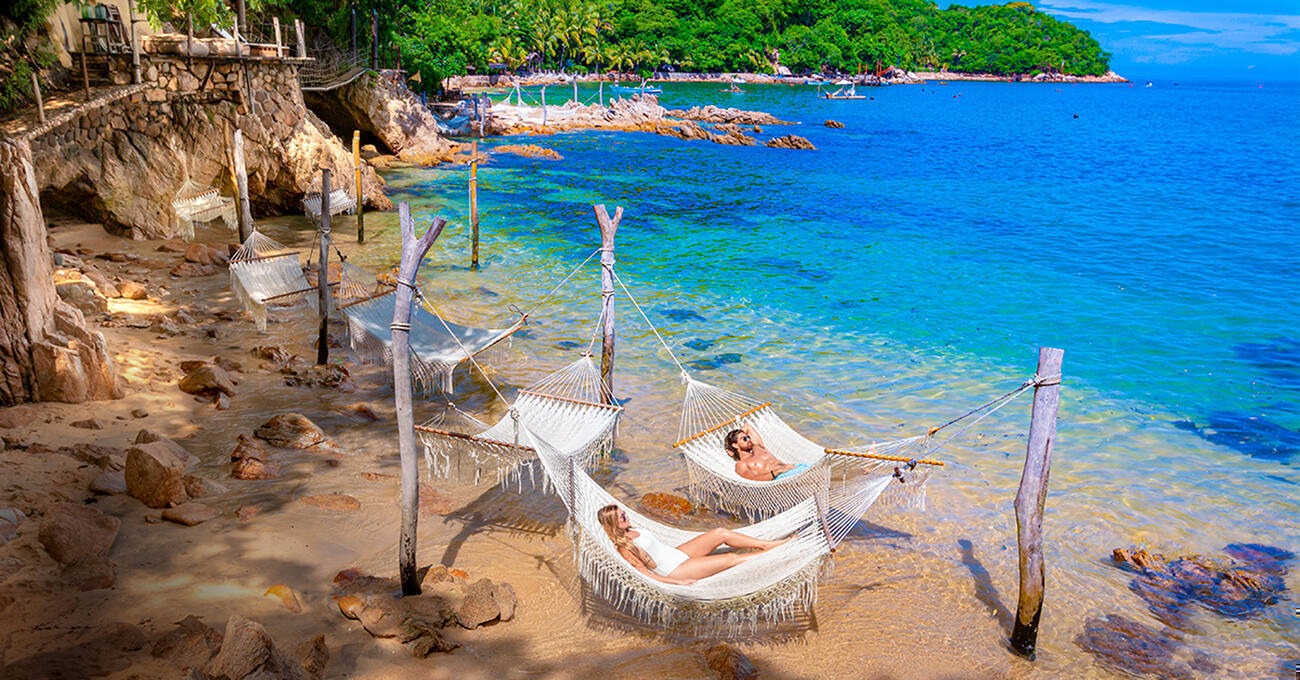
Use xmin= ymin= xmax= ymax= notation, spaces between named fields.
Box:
xmin=228 ymin=229 xmax=318 ymax=330
xmin=172 ymin=180 xmax=236 ymax=242
xmin=302 ymin=188 xmax=356 ymax=224
xmin=676 ymin=377 xmax=936 ymax=522
xmin=525 ymin=421 xmax=898 ymax=634
xmin=340 ymin=289 xmax=523 ymax=393
xmin=417 ymin=355 xmax=621 ymax=487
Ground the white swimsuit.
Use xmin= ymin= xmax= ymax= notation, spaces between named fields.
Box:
xmin=630 ymin=529 xmax=690 ymax=577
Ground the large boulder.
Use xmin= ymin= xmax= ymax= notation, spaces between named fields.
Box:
xmin=303 ymin=72 xmax=456 ymax=166
xmin=38 ymin=501 xmax=120 ymax=565
xmin=204 ymin=615 xmax=312 ymax=680
xmin=125 ymin=440 xmax=190 ymax=508
xmin=54 ymin=269 xmax=109 ymax=315
xmin=178 ymin=363 xmax=237 ymax=399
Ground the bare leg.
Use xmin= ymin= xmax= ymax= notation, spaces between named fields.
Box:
xmin=677 ymin=528 xmax=788 ymax=558
xmin=668 ymin=552 xmax=746 ymax=580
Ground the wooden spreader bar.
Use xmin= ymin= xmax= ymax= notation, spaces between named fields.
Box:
xmin=823 ymin=448 xmax=946 ymax=466
xmin=518 ymin=390 xmax=624 ymax=412
xmin=413 ymin=424 xmax=536 ymax=453
xmin=232 ymin=251 xmax=299 ymax=264
xmin=671 ymin=402 xmax=772 ymax=448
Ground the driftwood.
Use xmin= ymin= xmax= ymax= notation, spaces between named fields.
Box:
xmin=392 ymin=202 xmax=446 ymax=594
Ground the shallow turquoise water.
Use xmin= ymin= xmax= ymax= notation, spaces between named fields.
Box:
xmin=329 ymin=81 xmax=1298 ymax=674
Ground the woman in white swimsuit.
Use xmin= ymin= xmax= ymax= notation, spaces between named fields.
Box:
xmin=597 ymin=504 xmax=789 ymax=586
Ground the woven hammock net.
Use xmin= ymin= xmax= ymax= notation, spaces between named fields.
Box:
xmin=677 ymin=377 xmax=934 ymax=521
xmin=228 ymin=230 xmax=318 ymax=331
xmin=302 ymin=188 xmax=356 ymax=224
xmin=340 ymin=289 xmax=521 ymax=393
xmin=172 ymin=180 xmax=236 ymax=242
xmin=524 ymin=420 xmax=896 ymax=634
xmin=417 ymin=356 xmax=621 ymax=487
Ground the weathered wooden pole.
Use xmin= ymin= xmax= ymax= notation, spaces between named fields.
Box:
xmin=1010 ymin=346 xmax=1064 ymax=659
xmin=541 ymin=85 xmax=547 ymax=126
xmin=392 ymin=203 xmax=446 ymax=595
xmin=236 ymin=0 xmax=246 ymax=40
xmin=469 ymin=140 xmax=479 ymax=268
xmin=593 ymin=204 xmax=622 ymax=403
xmin=573 ymin=78 xmax=578 ymax=103
xmin=353 ymin=130 xmax=364 ymax=243
xmin=30 ymin=73 xmax=45 ymax=124
xmin=80 ymin=44 xmax=90 ymax=97
xmin=186 ymin=13 xmax=194 ymax=71
xmin=316 ymin=168 xmax=332 ymax=365
xmin=350 ymin=10 xmax=357 ymax=59
xmin=273 ymin=17 xmax=282 ymax=58
xmin=232 ymin=129 xmax=253 ymax=242
xmin=127 ymin=1 xmax=140 ymax=84
xmin=370 ymin=10 xmax=378 ymax=70
xmin=598 ymin=79 xmax=603 ymax=106
xmin=396 ymin=44 xmax=402 ymax=72
xmin=295 ymin=19 xmax=307 ymax=59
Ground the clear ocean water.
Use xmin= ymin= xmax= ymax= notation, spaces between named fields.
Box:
xmin=339 ymin=80 xmax=1298 ymax=675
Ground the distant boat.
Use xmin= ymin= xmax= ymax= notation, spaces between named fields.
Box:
xmin=1145 ymin=81 xmax=1153 ymax=88
xmin=609 ymin=81 xmax=663 ymax=95
xmin=730 ymin=75 xmax=745 ymax=84
xmin=821 ymin=83 xmax=865 ymax=99
xmin=833 ymin=79 xmax=853 ymax=86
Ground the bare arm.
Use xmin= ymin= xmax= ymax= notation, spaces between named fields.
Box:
xmin=742 ymin=422 xmax=767 ymax=450
xmin=619 ymin=547 xmax=697 ymax=586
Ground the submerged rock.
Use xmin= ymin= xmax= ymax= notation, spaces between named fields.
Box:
xmin=825 ymin=119 xmax=845 ymax=128
xmin=495 ymin=144 xmax=563 ymax=160
xmin=255 ymin=413 xmax=326 ymax=449
xmin=162 ymin=502 xmax=218 ymax=526
xmin=699 ymin=642 xmax=759 ymax=680
xmin=765 ymin=134 xmax=816 ymax=150
xmin=1074 ymin=614 xmax=1216 ymax=680
xmin=1110 ymin=545 xmax=1290 ymax=626
xmin=639 ymin=492 xmax=695 ymax=523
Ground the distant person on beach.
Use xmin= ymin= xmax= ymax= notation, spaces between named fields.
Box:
xmin=597 ymin=504 xmax=789 ymax=585
xmin=724 ymin=423 xmax=807 ymax=481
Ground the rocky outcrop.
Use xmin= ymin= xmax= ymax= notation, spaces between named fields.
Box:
xmin=494 ymin=144 xmax=562 ymax=160
xmin=765 ymin=134 xmax=816 ymax=150
xmin=26 ymin=56 xmax=390 ymax=240
xmin=0 ymin=139 xmax=121 ymax=405
xmin=303 ymin=72 xmax=456 ymax=165
xmin=666 ymin=105 xmax=791 ymax=126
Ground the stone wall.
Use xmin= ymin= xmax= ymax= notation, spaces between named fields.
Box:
xmin=27 ymin=55 xmax=391 ymax=240
xmin=0 ymin=139 xmax=120 ymax=405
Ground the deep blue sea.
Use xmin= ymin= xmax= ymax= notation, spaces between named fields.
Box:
xmin=338 ymin=80 xmax=1299 ymax=675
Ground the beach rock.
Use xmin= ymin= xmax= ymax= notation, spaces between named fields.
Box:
xmin=639 ymin=492 xmax=694 ymax=523
xmin=265 ymin=584 xmax=304 ymax=613
xmin=294 ymin=634 xmax=330 ymax=679
xmin=765 ymin=134 xmax=816 ymax=150
xmin=131 ymin=408 xmax=148 ymax=418
xmin=80 ymin=266 xmax=121 ymax=298
xmin=0 ymin=508 xmax=27 ymax=544
xmin=250 ymin=345 xmax=298 ymax=365
xmin=38 ymin=502 xmax=120 ymax=572
xmin=457 ymin=578 xmax=501 ymax=629
xmin=495 ymin=144 xmax=563 ymax=160
xmin=178 ymin=363 xmax=238 ymax=400
xmin=90 ymin=469 xmax=127 ymax=494
xmin=204 ymin=615 xmax=310 ymax=680
xmin=151 ymin=615 xmax=224 ymax=671
xmin=183 ymin=475 xmax=228 ymax=498
xmin=300 ymin=493 xmax=360 ymax=511
xmin=824 ymin=119 xmax=844 ymax=128
xmin=118 ymin=280 xmax=148 ymax=299
xmin=699 ymin=642 xmax=759 ymax=680
xmin=337 ymin=403 xmax=379 ymax=422
xmin=232 ymin=458 xmax=282 ymax=480
xmin=255 ymin=413 xmax=326 ymax=449
xmin=281 ymin=363 xmax=355 ymax=391
xmin=162 ymin=502 xmax=218 ymax=526
xmin=184 ymin=243 xmax=228 ymax=266
xmin=1074 ymin=614 xmax=1216 ymax=680
xmin=64 ymin=442 xmax=125 ymax=468
xmin=70 ymin=417 xmax=104 ymax=429
xmin=235 ymin=504 xmax=262 ymax=520
xmin=54 ymin=269 xmax=109 ymax=315
xmin=0 ymin=406 xmax=37 ymax=428
xmin=492 ymin=581 xmax=517 ymax=622
xmin=170 ymin=261 xmax=220 ymax=278
xmin=125 ymin=440 xmax=190 ymax=508
xmin=31 ymin=301 xmax=123 ymax=403
xmin=1110 ymin=545 xmax=1291 ymax=626
xmin=230 ymin=433 xmax=269 ymax=461
xmin=666 ymin=105 xmax=790 ymax=126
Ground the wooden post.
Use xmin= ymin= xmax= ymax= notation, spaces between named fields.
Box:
xmin=295 ymin=19 xmax=306 ymax=59
xmin=370 ymin=10 xmax=379 ymax=70
xmin=186 ymin=13 xmax=194 ymax=71
xmin=469 ymin=140 xmax=479 ymax=268
xmin=316 ymin=168 xmax=332 ymax=366
xmin=353 ymin=131 xmax=364 ymax=243
xmin=1010 ymin=347 xmax=1064 ymax=659
xmin=233 ymin=129 xmax=253 ymax=242
xmin=30 ymin=72 xmax=45 ymax=124
xmin=81 ymin=45 xmax=90 ymax=98
xmin=593 ymin=204 xmax=622 ymax=403
xmin=599 ymin=79 xmax=603 ymax=106
xmin=573 ymin=78 xmax=578 ymax=103
xmin=392 ymin=203 xmax=446 ymax=595
xmin=273 ymin=17 xmax=282 ymax=58
xmin=477 ymin=94 xmax=485 ymax=137
xmin=127 ymin=1 xmax=140 ymax=84
xmin=396 ymin=44 xmax=402 ymax=72
xmin=515 ymin=83 xmax=521 ymax=106
xmin=236 ymin=0 xmax=246 ymax=40
xmin=541 ymin=85 xmax=547 ymax=126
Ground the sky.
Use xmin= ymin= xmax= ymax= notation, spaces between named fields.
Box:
xmin=1025 ymin=0 xmax=1300 ymax=81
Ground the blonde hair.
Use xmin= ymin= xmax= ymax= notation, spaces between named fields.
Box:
xmin=597 ymin=504 xmax=656 ymax=571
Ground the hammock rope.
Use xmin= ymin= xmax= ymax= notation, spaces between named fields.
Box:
xmin=172 ymin=180 xmax=236 ymax=243
xmin=228 ymin=229 xmax=318 ymax=330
